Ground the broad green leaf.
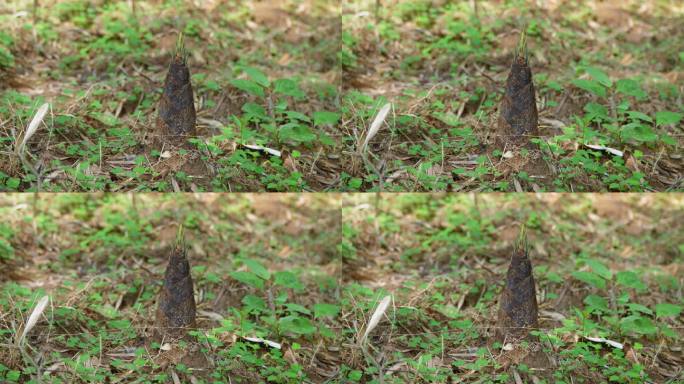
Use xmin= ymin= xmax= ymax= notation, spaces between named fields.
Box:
xmin=586 ymin=259 xmax=612 ymax=280
xmin=242 ymin=102 xmax=268 ymax=121
xmin=616 ymin=271 xmax=647 ymax=292
xmin=572 ymin=271 xmax=606 ymax=289
xmin=242 ymin=294 xmax=266 ymax=313
xmin=655 ymin=303 xmax=682 ymax=318
xmin=313 ymin=303 xmax=340 ymax=318
xmin=285 ymin=110 xmax=311 ymax=123
xmin=620 ymin=315 xmax=657 ymax=336
xmin=230 ymin=79 xmax=264 ymax=98
xmin=230 ymin=271 xmax=264 ymax=289
xmin=243 ymin=259 xmax=270 ymax=280
xmin=243 ymin=67 xmax=270 ymax=87
xmin=584 ymin=294 xmax=609 ymax=313
xmin=573 ymin=79 xmax=606 ymax=98
xmin=273 ymin=271 xmax=304 ymax=291
xmin=280 ymin=123 xmax=316 ymax=144
xmin=313 ymin=111 xmax=341 ymax=126
xmin=274 ymin=78 xmax=305 ymax=99
xmin=279 ymin=315 xmax=316 ymax=335
xmin=621 ymin=122 xmax=658 ymax=143
xmin=626 ymin=111 xmax=652 ymax=123
xmin=108 ymin=319 xmax=131 ymax=329
xmin=584 ymin=102 xmax=609 ymax=122
xmin=655 ymin=111 xmax=683 ymax=126
xmin=627 ymin=303 xmax=653 ymax=315
xmin=285 ymin=303 xmax=311 ymax=315
xmin=585 ymin=66 xmax=612 ymax=87
xmin=616 ymin=79 xmax=647 ymax=100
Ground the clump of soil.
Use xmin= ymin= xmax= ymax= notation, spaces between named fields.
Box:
xmin=495 ymin=30 xmax=539 ymax=148
xmin=154 ymin=227 xmax=196 ymax=341
xmin=496 ymin=225 xmax=538 ymax=342
xmin=154 ymin=33 xmax=196 ymax=147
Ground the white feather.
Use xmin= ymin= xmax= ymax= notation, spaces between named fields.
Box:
xmin=361 ymin=103 xmax=391 ymax=153
xmin=360 ymin=295 xmax=391 ymax=344
xmin=17 ymin=103 xmax=49 ymax=155
xmin=18 ymin=295 xmax=49 ymax=345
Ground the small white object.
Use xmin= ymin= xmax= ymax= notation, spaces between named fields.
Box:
xmin=502 ymin=150 xmax=514 ymax=159
xmin=361 ymin=103 xmax=391 ymax=153
xmin=18 ymin=295 xmax=49 ymax=345
xmin=160 ymin=151 xmax=172 ymax=159
xmin=243 ymin=336 xmax=282 ymax=349
xmin=584 ymin=336 xmax=623 ymax=349
xmin=243 ymin=144 xmax=282 ymax=157
xmin=585 ymin=144 xmax=623 ymax=157
xmin=360 ymin=295 xmax=392 ymax=344
xmin=159 ymin=343 xmax=172 ymax=351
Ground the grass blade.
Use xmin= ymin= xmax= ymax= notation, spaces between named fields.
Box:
xmin=360 ymin=295 xmax=391 ymax=344
xmin=361 ymin=103 xmax=391 ymax=153
xmin=17 ymin=103 xmax=49 ymax=155
xmin=17 ymin=295 xmax=49 ymax=346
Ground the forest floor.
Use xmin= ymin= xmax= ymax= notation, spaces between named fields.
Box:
xmin=0 ymin=0 xmax=341 ymax=192
xmin=340 ymin=193 xmax=684 ymax=383
xmin=341 ymin=0 xmax=684 ymax=192
xmin=0 ymin=194 xmax=342 ymax=383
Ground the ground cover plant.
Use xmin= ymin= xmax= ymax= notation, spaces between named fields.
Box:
xmin=0 ymin=0 xmax=340 ymax=192
xmin=341 ymin=0 xmax=684 ymax=192
xmin=340 ymin=193 xmax=684 ymax=383
xmin=0 ymin=194 xmax=342 ymax=383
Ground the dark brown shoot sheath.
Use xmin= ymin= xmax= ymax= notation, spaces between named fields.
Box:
xmin=156 ymin=56 xmax=196 ymax=142
xmin=497 ymin=227 xmax=538 ymax=340
xmin=155 ymin=242 xmax=196 ymax=339
xmin=496 ymin=34 xmax=538 ymax=146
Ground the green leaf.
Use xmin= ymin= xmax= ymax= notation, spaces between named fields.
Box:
xmin=616 ymin=271 xmax=647 ymax=292
xmin=626 ymin=111 xmax=652 ymax=123
xmin=108 ymin=319 xmax=131 ymax=329
xmin=230 ymin=79 xmax=264 ymax=98
xmin=6 ymin=177 xmax=20 ymax=190
xmin=655 ymin=303 xmax=682 ymax=318
xmin=586 ymin=259 xmax=612 ymax=280
xmin=621 ymin=122 xmax=658 ymax=143
xmin=242 ymin=294 xmax=266 ymax=313
xmin=616 ymin=79 xmax=647 ymax=100
xmin=274 ymin=78 xmax=305 ymax=99
xmin=655 ymin=111 xmax=683 ymax=126
xmin=280 ymin=123 xmax=316 ymax=144
xmin=285 ymin=303 xmax=311 ymax=315
xmin=312 ymin=111 xmax=340 ymax=126
xmin=572 ymin=271 xmax=606 ymax=289
xmin=584 ymin=102 xmax=609 ymax=122
xmin=243 ymin=259 xmax=270 ymax=280
xmin=627 ymin=303 xmax=653 ymax=315
xmin=620 ymin=315 xmax=657 ymax=336
xmin=583 ymin=294 xmax=609 ymax=314
xmin=285 ymin=110 xmax=311 ymax=123
xmin=5 ymin=370 xmax=20 ymax=382
xmin=573 ymin=79 xmax=606 ymax=98
xmin=313 ymin=303 xmax=340 ymax=318
xmin=242 ymin=102 xmax=268 ymax=121
xmin=243 ymin=67 xmax=270 ymax=87
xmin=279 ymin=315 xmax=316 ymax=335
xmin=585 ymin=66 xmax=612 ymax=87
xmin=230 ymin=271 xmax=264 ymax=289
xmin=273 ymin=271 xmax=304 ymax=291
